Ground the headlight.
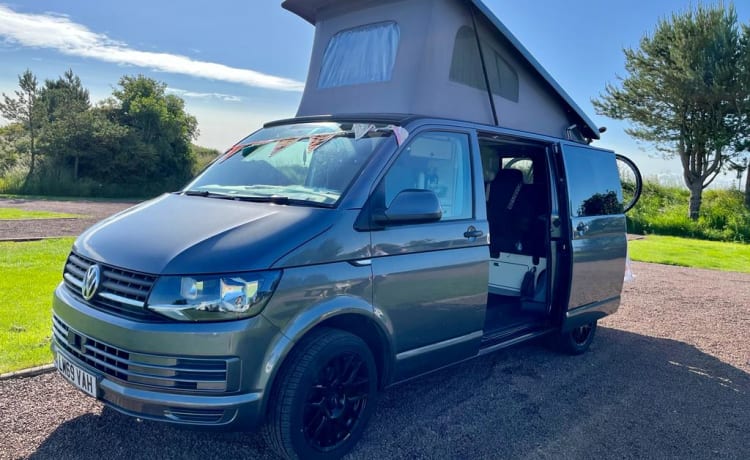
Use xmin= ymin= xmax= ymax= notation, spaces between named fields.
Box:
xmin=147 ymin=271 xmax=281 ymax=321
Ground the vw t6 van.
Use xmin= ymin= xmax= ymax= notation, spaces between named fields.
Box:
xmin=51 ymin=0 xmax=642 ymax=458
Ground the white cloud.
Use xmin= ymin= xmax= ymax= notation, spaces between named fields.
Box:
xmin=0 ymin=4 xmax=304 ymax=92
xmin=166 ymin=88 xmax=243 ymax=102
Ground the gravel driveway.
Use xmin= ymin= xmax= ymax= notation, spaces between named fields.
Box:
xmin=0 ymin=198 xmax=134 ymax=240
xmin=1 ymin=262 xmax=748 ymax=460
xmin=1 ymin=199 xmax=748 ymax=458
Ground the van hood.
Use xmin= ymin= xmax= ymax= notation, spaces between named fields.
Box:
xmin=73 ymin=194 xmax=333 ymax=275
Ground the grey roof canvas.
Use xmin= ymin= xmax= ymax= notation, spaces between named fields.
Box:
xmin=282 ymin=0 xmax=600 ymax=141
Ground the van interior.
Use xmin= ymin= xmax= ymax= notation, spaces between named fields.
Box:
xmin=478 ymin=136 xmax=553 ymax=344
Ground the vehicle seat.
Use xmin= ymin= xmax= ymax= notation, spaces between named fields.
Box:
xmin=487 ymin=168 xmax=524 ymax=257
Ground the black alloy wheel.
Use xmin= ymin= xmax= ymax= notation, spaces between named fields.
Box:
xmin=302 ymin=351 xmax=370 ymax=451
xmin=264 ymin=328 xmax=378 ymax=460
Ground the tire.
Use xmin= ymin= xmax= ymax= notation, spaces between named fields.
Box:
xmin=556 ymin=321 xmax=597 ymax=355
xmin=263 ymin=328 xmax=378 ymax=460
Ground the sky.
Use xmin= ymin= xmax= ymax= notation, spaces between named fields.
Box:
xmin=1 ymin=0 xmax=748 ymax=188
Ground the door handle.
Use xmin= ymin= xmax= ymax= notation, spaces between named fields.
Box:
xmin=464 ymin=226 xmax=484 ymax=239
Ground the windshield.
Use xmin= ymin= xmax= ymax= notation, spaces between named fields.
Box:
xmin=184 ymin=122 xmax=395 ymax=206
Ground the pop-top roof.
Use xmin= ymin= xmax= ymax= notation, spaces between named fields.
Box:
xmin=282 ymin=0 xmax=600 ymax=141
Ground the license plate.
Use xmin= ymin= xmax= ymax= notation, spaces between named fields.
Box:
xmin=55 ymin=352 xmax=98 ymax=398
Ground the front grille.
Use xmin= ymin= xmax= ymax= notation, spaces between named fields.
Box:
xmin=63 ymin=252 xmax=163 ymax=321
xmin=52 ymin=315 xmax=234 ymax=393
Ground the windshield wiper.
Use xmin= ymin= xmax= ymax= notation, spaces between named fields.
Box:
xmin=233 ymin=195 xmax=333 ymax=208
xmin=182 ymin=190 xmax=236 ymax=200
xmin=182 ymin=190 xmax=332 ymax=208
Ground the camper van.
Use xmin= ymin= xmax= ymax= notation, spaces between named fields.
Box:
xmin=51 ymin=0 xmax=641 ymax=458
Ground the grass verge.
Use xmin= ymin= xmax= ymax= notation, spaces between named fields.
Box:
xmin=629 ymin=235 xmax=750 ymax=273
xmin=0 ymin=238 xmax=74 ymax=374
xmin=0 ymin=208 xmax=82 ymax=220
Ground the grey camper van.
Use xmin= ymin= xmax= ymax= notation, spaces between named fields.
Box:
xmin=51 ymin=0 xmax=642 ymax=458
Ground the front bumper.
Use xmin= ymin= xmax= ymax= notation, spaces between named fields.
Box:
xmin=51 ymin=283 xmax=280 ymax=429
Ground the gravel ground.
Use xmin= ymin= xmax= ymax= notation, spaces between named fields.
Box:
xmin=1 ymin=199 xmax=748 ymax=458
xmin=0 ymin=262 xmax=748 ymax=459
xmin=0 ymin=198 xmax=134 ymax=240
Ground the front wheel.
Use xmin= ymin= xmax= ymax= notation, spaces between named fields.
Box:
xmin=556 ymin=321 xmax=597 ymax=355
xmin=263 ymin=328 xmax=378 ymax=460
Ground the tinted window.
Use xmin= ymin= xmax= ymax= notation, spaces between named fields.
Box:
xmin=449 ymin=26 xmax=519 ymax=102
xmin=318 ymin=22 xmax=400 ymax=89
xmin=563 ymin=145 xmax=624 ymax=217
xmin=382 ymin=132 xmax=473 ymax=221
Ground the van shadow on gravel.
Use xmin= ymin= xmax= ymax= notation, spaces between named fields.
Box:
xmin=29 ymin=328 xmax=749 ymax=460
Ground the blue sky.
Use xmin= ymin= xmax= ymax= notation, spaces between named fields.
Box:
xmin=1 ymin=0 xmax=748 ymax=187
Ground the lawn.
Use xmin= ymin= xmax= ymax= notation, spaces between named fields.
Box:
xmin=0 ymin=238 xmax=74 ymax=374
xmin=629 ymin=235 xmax=750 ymax=273
xmin=0 ymin=208 xmax=82 ymax=220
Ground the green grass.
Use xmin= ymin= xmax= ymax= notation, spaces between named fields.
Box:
xmin=0 ymin=207 xmax=82 ymax=220
xmin=0 ymin=238 xmax=74 ymax=374
xmin=629 ymin=235 xmax=750 ymax=273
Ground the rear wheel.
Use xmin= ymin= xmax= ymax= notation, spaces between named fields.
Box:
xmin=263 ymin=328 xmax=378 ymax=460
xmin=556 ymin=321 xmax=597 ymax=355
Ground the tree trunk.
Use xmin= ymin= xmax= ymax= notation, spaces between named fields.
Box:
xmin=688 ymin=182 xmax=703 ymax=220
xmin=73 ymin=155 xmax=79 ymax=180
xmin=745 ymin=167 xmax=750 ymax=210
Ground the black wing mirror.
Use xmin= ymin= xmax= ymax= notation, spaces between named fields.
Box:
xmin=372 ymin=189 xmax=442 ymax=225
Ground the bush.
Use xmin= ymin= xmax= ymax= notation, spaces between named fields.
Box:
xmin=627 ymin=181 xmax=750 ymax=243
xmin=0 ymin=167 xmax=178 ymax=199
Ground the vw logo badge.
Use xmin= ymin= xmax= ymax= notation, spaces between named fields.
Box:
xmin=82 ymin=265 xmax=101 ymax=301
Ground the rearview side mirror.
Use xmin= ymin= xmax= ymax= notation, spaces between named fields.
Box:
xmin=372 ymin=189 xmax=442 ymax=225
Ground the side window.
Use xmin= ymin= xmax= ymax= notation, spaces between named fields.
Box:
xmin=563 ymin=145 xmax=624 ymax=217
xmin=449 ymin=26 xmax=519 ymax=102
xmin=318 ymin=22 xmax=400 ymax=89
xmin=383 ymin=132 xmax=473 ymax=221
xmin=502 ymin=157 xmax=534 ymax=184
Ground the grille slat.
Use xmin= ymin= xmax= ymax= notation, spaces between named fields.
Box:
xmin=52 ymin=315 xmax=230 ymax=393
xmin=101 ymin=269 xmax=153 ymax=289
xmin=65 ymin=262 xmax=86 ymax=279
xmin=100 ymin=281 xmax=149 ymax=299
xmin=62 ymin=251 xmax=162 ymax=321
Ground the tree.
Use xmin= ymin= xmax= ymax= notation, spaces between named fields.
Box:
xmin=37 ymin=69 xmax=93 ymax=179
xmin=738 ymin=25 xmax=750 ymax=209
xmin=104 ymin=75 xmax=198 ymax=188
xmin=0 ymin=124 xmax=25 ymax=175
xmin=593 ymin=5 xmax=745 ymax=220
xmin=0 ymin=70 xmax=41 ymax=182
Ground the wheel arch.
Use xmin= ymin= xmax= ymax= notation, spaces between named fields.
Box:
xmin=257 ymin=298 xmax=395 ymax=417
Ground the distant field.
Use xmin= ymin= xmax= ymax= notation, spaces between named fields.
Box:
xmin=0 ymin=238 xmax=74 ymax=374
xmin=629 ymin=235 xmax=750 ymax=273
xmin=0 ymin=208 xmax=82 ymax=220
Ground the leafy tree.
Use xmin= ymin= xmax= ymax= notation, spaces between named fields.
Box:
xmin=37 ymin=69 xmax=95 ymax=179
xmin=0 ymin=124 xmax=25 ymax=175
xmin=0 ymin=70 xmax=41 ymax=182
xmin=107 ymin=75 xmax=198 ymax=189
xmin=738 ymin=26 xmax=750 ymax=209
xmin=593 ymin=5 xmax=746 ymax=220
